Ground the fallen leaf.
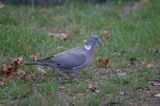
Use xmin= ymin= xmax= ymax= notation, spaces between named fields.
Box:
xmin=75 ymin=93 xmax=85 ymax=97
xmin=88 ymin=83 xmax=99 ymax=92
xmin=101 ymin=30 xmax=110 ymax=39
xmin=96 ymin=57 xmax=110 ymax=66
xmin=0 ymin=2 xmax=4 ymax=10
xmin=12 ymin=57 xmax=23 ymax=66
xmin=0 ymin=64 xmax=13 ymax=76
xmin=142 ymin=61 xmax=154 ymax=68
xmin=155 ymin=93 xmax=160 ymax=98
xmin=48 ymin=31 xmax=70 ymax=40
xmin=0 ymin=57 xmax=24 ymax=79
xmin=31 ymin=53 xmax=40 ymax=61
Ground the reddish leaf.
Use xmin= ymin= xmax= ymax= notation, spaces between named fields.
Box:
xmin=0 ymin=57 xmax=23 ymax=78
xmin=142 ymin=61 xmax=154 ymax=68
xmin=12 ymin=57 xmax=23 ymax=66
xmin=96 ymin=57 xmax=110 ymax=66
xmin=0 ymin=64 xmax=13 ymax=76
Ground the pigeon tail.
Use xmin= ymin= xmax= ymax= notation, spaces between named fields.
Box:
xmin=24 ymin=61 xmax=48 ymax=66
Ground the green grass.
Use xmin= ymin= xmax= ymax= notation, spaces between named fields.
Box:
xmin=0 ymin=0 xmax=160 ymax=105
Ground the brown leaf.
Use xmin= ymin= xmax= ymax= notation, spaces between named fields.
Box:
xmin=31 ymin=53 xmax=40 ymax=61
xmin=48 ymin=31 xmax=70 ymax=40
xmin=0 ymin=64 xmax=13 ymax=76
xmin=101 ymin=30 xmax=110 ymax=39
xmin=88 ymin=83 xmax=99 ymax=92
xmin=142 ymin=61 xmax=154 ymax=68
xmin=0 ymin=57 xmax=23 ymax=77
xmin=75 ymin=93 xmax=85 ymax=97
xmin=12 ymin=57 xmax=23 ymax=66
xmin=96 ymin=57 xmax=110 ymax=66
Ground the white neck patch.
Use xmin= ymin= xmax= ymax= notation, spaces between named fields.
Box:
xmin=85 ymin=45 xmax=92 ymax=50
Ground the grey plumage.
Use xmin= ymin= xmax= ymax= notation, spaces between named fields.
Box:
xmin=25 ymin=35 xmax=99 ymax=73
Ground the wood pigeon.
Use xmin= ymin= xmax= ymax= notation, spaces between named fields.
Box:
xmin=25 ymin=35 xmax=99 ymax=76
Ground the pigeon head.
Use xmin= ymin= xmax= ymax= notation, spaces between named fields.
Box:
xmin=85 ymin=35 xmax=99 ymax=50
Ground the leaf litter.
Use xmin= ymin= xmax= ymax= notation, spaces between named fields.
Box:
xmin=88 ymin=83 xmax=100 ymax=93
xmin=48 ymin=31 xmax=71 ymax=40
xmin=96 ymin=57 xmax=110 ymax=67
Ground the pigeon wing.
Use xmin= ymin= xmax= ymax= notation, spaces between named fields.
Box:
xmin=37 ymin=48 xmax=87 ymax=70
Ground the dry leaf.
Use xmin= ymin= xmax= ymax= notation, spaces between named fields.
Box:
xmin=12 ymin=57 xmax=23 ymax=66
xmin=31 ymin=53 xmax=40 ymax=61
xmin=142 ymin=61 xmax=154 ymax=68
xmin=96 ymin=57 xmax=110 ymax=66
xmin=155 ymin=93 xmax=160 ymax=98
xmin=48 ymin=31 xmax=70 ymax=40
xmin=0 ymin=57 xmax=33 ymax=81
xmin=0 ymin=57 xmax=24 ymax=78
xmin=0 ymin=64 xmax=13 ymax=76
xmin=88 ymin=83 xmax=99 ymax=92
xmin=0 ymin=2 xmax=4 ymax=10
xmin=75 ymin=93 xmax=85 ymax=97
xmin=101 ymin=30 xmax=110 ymax=39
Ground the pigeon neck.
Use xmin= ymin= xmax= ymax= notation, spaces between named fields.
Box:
xmin=84 ymin=45 xmax=92 ymax=50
